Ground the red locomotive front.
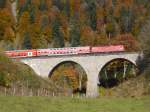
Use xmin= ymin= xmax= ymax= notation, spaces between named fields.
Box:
xmin=5 ymin=50 xmax=37 ymax=58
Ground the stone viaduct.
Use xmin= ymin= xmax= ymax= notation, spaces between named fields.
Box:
xmin=19 ymin=52 xmax=140 ymax=97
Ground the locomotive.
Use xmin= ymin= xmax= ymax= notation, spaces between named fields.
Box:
xmin=4 ymin=45 xmax=125 ymax=58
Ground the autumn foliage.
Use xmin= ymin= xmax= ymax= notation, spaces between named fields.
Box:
xmin=0 ymin=0 xmax=149 ymax=50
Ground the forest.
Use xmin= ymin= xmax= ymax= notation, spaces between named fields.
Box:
xmin=0 ymin=0 xmax=150 ymax=51
xmin=0 ymin=0 xmax=150 ymax=96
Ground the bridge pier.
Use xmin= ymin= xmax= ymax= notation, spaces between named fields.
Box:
xmin=86 ymin=77 xmax=99 ymax=97
xmin=84 ymin=63 xmax=100 ymax=97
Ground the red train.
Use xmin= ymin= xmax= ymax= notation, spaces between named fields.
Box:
xmin=4 ymin=45 xmax=125 ymax=58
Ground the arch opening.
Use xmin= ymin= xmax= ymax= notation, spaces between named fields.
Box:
xmin=98 ymin=58 xmax=138 ymax=89
xmin=49 ymin=61 xmax=88 ymax=95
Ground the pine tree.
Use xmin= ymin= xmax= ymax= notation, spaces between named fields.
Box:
xmin=22 ymin=32 xmax=32 ymax=49
xmin=40 ymin=15 xmax=49 ymax=29
xmin=86 ymin=0 xmax=97 ymax=31
xmin=0 ymin=0 xmax=6 ymax=8
xmin=29 ymin=5 xmax=35 ymax=23
xmin=105 ymin=8 xmax=117 ymax=38
xmin=69 ymin=17 xmax=80 ymax=47
xmin=18 ymin=0 xmax=31 ymax=19
xmin=120 ymin=6 xmax=134 ymax=33
xmin=52 ymin=0 xmax=63 ymax=10
xmin=62 ymin=0 xmax=70 ymax=18
xmin=138 ymin=18 xmax=150 ymax=73
xmin=51 ymin=17 xmax=64 ymax=48
xmin=39 ymin=0 xmax=47 ymax=11
xmin=29 ymin=24 xmax=48 ymax=49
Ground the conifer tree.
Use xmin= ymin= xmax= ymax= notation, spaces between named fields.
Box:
xmin=39 ymin=0 xmax=47 ymax=11
xmin=51 ymin=17 xmax=64 ymax=48
xmin=29 ymin=5 xmax=35 ymax=23
xmin=22 ymin=32 xmax=32 ymax=49
xmin=62 ymin=0 xmax=70 ymax=18
xmin=138 ymin=18 xmax=150 ymax=73
xmin=40 ymin=15 xmax=49 ymax=29
xmin=69 ymin=17 xmax=80 ymax=47
xmin=52 ymin=0 xmax=63 ymax=10
xmin=120 ymin=6 xmax=134 ymax=33
xmin=18 ymin=0 xmax=31 ymax=19
xmin=30 ymin=26 xmax=48 ymax=49
xmin=86 ymin=0 xmax=97 ymax=31
xmin=105 ymin=8 xmax=117 ymax=38
xmin=0 ymin=0 xmax=6 ymax=8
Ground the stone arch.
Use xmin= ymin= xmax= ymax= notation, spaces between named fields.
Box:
xmin=48 ymin=60 xmax=88 ymax=94
xmin=49 ymin=60 xmax=88 ymax=78
xmin=101 ymin=58 xmax=137 ymax=70
xmin=20 ymin=59 xmax=42 ymax=76
xmin=22 ymin=62 xmax=37 ymax=71
xmin=98 ymin=58 xmax=138 ymax=88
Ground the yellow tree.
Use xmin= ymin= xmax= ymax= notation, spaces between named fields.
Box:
xmin=80 ymin=26 xmax=96 ymax=46
xmin=17 ymin=11 xmax=30 ymax=49
xmin=70 ymin=0 xmax=74 ymax=17
xmin=51 ymin=64 xmax=80 ymax=92
xmin=29 ymin=23 xmax=48 ymax=49
xmin=0 ymin=8 xmax=15 ymax=50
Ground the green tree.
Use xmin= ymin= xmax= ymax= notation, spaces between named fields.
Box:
xmin=22 ymin=32 xmax=32 ymax=49
xmin=39 ymin=0 xmax=47 ymax=11
xmin=120 ymin=6 xmax=134 ymax=33
xmin=86 ymin=0 xmax=97 ymax=31
xmin=105 ymin=12 xmax=117 ymax=38
xmin=29 ymin=5 xmax=35 ymax=23
xmin=69 ymin=17 xmax=80 ymax=47
xmin=40 ymin=15 xmax=49 ymax=29
xmin=51 ymin=17 xmax=64 ymax=48
xmin=52 ymin=0 xmax=63 ymax=10
xmin=30 ymin=24 xmax=48 ymax=49
xmin=0 ymin=0 xmax=6 ymax=8
xmin=138 ymin=18 xmax=150 ymax=73
xmin=18 ymin=0 xmax=31 ymax=19
xmin=62 ymin=0 xmax=70 ymax=17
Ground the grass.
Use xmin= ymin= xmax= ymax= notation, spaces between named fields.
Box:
xmin=0 ymin=96 xmax=149 ymax=112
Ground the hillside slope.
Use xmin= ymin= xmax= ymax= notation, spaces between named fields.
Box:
xmin=100 ymin=74 xmax=150 ymax=97
xmin=0 ymin=52 xmax=63 ymax=96
xmin=1 ymin=0 xmax=150 ymax=50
